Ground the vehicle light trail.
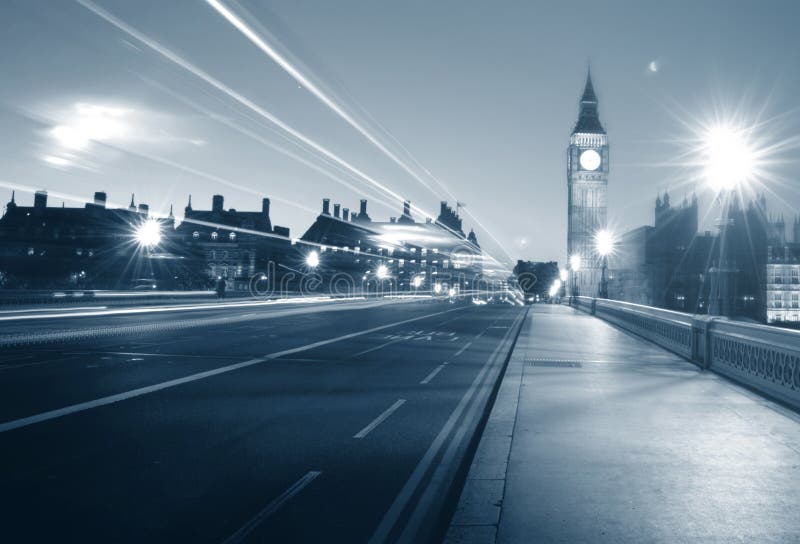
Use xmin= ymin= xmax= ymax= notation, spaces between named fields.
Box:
xmin=205 ymin=0 xmax=515 ymax=266
xmin=75 ymin=0 xmax=510 ymax=271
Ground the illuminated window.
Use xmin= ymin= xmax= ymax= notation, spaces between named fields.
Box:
xmin=27 ymin=247 xmax=34 ymax=256
xmin=211 ymin=232 xmax=218 ymax=241
xmin=229 ymin=232 xmax=236 ymax=241
xmin=193 ymin=231 xmax=199 ymax=239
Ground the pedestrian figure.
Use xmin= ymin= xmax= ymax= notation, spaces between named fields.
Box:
xmin=215 ymin=277 xmax=226 ymax=299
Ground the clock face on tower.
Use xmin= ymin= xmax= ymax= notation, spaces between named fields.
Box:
xmin=579 ymin=149 xmax=601 ymax=171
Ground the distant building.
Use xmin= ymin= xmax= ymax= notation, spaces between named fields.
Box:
xmin=608 ymin=225 xmax=654 ymax=305
xmin=609 ymin=190 xmax=797 ymax=323
xmin=175 ymin=194 xmax=291 ymax=290
xmin=566 ymin=69 xmax=609 ymax=295
xmin=0 ymin=190 xmax=179 ymax=289
xmin=300 ymin=198 xmax=482 ymax=292
xmin=513 ymin=260 xmax=559 ymax=300
xmin=765 ymin=244 xmax=800 ymax=324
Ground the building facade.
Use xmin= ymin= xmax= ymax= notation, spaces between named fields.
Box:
xmin=300 ymin=198 xmax=483 ymax=293
xmin=567 ymin=70 xmax=609 ymax=295
xmin=175 ymin=194 xmax=292 ymax=290
xmin=0 ymin=190 xmax=179 ymax=289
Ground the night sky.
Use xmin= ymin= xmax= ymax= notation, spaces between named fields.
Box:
xmin=1 ymin=0 xmax=799 ymax=267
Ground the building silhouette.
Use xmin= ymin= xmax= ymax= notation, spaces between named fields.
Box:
xmin=175 ymin=194 xmax=291 ymax=290
xmin=0 ymin=190 xmax=180 ymax=289
xmin=301 ymin=198 xmax=483 ymax=292
xmin=567 ymin=69 xmax=609 ymax=295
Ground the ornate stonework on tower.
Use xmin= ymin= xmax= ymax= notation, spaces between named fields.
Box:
xmin=567 ymin=69 xmax=608 ymax=295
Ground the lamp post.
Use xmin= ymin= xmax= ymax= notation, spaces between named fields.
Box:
xmin=569 ymin=254 xmax=582 ymax=303
xmin=701 ymin=124 xmax=755 ymax=317
xmin=595 ymin=229 xmax=614 ymax=299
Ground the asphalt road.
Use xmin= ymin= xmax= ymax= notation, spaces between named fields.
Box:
xmin=0 ymin=298 xmax=525 ymax=543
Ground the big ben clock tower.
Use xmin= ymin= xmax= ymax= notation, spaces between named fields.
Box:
xmin=567 ymin=68 xmax=608 ymax=296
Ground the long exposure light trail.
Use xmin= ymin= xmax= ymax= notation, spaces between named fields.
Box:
xmin=140 ymin=77 xmax=404 ymax=215
xmin=75 ymin=0 xmax=509 ymax=271
xmin=205 ymin=0 xmax=515 ymax=266
xmin=76 ymin=1 xmax=411 ymax=214
xmin=205 ymin=0 xmax=439 ymax=196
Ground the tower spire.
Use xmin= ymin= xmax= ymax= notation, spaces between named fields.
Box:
xmin=581 ymin=65 xmax=597 ymax=104
xmin=169 ymin=204 xmax=174 ymax=218
xmin=573 ymin=68 xmax=604 ymax=134
xmin=129 ymin=193 xmax=135 ymax=209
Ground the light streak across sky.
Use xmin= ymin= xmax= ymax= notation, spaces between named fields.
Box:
xmin=204 ymin=0 xmax=515 ymax=264
xmin=75 ymin=0 xmax=511 ymax=271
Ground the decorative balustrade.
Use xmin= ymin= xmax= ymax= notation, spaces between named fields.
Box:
xmin=572 ymin=296 xmax=800 ymax=411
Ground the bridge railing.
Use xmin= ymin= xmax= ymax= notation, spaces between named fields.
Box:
xmin=572 ymin=296 xmax=800 ymax=411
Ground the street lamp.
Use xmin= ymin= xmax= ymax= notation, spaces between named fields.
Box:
xmin=305 ymin=250 xmax=320 ymax=268
xmin=701 ymin=124 xmax=756 ymax=316
xmin=376 ymin=264 xmax=389 ymax=279
xmin=569 ymin=254 xmax=581 ymax=301
xmin=135 ymin=219 xmax=161 ymax=248
xmin=595 ymin=229 xmax=614 ymax=299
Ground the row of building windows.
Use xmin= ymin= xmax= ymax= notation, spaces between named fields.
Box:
xmin=318 ymin=245 xmax=442 ymax=256
xmin=769 ymin=292 xmax=800 ymax=308
xmin=767 ymin=266 xmax=800 ymax=284
xmin=193 ymin=231 xmax=237 ymax=241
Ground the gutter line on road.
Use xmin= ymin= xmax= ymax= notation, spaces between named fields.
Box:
xmin=368 ymin=310 xmax=527 ymax=544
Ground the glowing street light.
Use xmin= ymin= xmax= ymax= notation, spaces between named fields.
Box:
xmin=559 ymin=269 xmax=568 ymax=282
xmin=702 ymin=124 xmax=756 ymax=193
xmin=411 ymin=275 xmax=423 ymax=289
xmin=595 ymin=229 xmax=615 ymax=257
xmin=135 ymin=219 xmax=161 ymax=248
xmin=305 ymin=250 xmax=319 ymax=268
xmin=568 ymin=254 xmax=582 ymax=300
xmin=700 ymin=123 xmax=757 ymax=316
xmin=376 ymin=264 xmax=389 ymax=279
xmin=594 ymin=229 xmax=615 ymax=299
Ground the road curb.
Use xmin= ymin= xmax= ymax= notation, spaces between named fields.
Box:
xmin=443 ymin=309 xmax=532 ymax=543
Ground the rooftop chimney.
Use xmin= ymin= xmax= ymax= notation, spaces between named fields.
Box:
xmin=403 ymin=200 xmax=411 ymax=217
xmin=440 ymin=201 xmax=448 ymax=215
xmin=360 ymin=199 xmax=368 ymax=215
xmin=94 ymin=191 xmax=107 ymax=208
xmin=212 ymin=194 xmax=224 ymax=213
xmin=138 ymin=203 xmax=149 ymax=215
xmin=322 ymin=198 xmax=330 ymax=215
xmin=34 ymin=190 xmax=47 ymax=210
xmin=262 ymin=197 xmax=271 ymax=217
xmin=333 ymin=203 xmax=340 ymax=219
xmin=342 ymin=207 xmax=349 ymax=221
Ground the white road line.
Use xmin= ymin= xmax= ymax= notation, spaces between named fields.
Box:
xmin=420 ymin=362 xmax=448 ymax=385
xmin=352 ymin=337 xmax=404 ymax=357
xmin=454 ymin=341 xmax=472 ymax=357
xmin=221 ymin=470 xmax=321 ymax=544
xmin=0 ymin=307 xmax=467 ymax=434
xmin=368 ymin=310 xmax=526 ymax=544
xmin=354 ymin=399 xmax=406 ymax=439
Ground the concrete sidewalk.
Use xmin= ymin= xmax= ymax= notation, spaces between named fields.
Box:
xmin=445 ymin=304 xmax=800 ymax=543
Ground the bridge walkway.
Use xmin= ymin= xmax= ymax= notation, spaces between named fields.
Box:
xmin=447 ymin=304 xmax=800 ymax=544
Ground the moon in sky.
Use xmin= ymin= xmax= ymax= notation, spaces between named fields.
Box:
xmin=648 ymin=61 xmax=659 ymax=73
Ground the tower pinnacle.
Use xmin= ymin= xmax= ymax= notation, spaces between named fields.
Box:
xmin=573 ymin=69 xmax=605 ymax=134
